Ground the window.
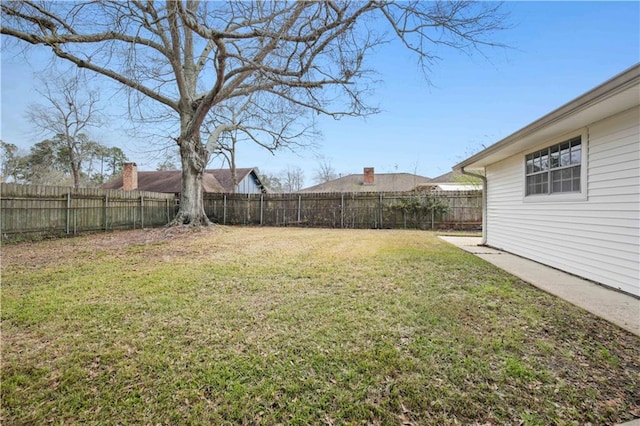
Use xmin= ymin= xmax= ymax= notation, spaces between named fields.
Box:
xmin=525 ymin=136 xmax=581 ymax=196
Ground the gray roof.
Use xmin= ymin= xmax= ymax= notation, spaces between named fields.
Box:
xmin=429 ymin=170 xmax=461 ymax=183
xmin=102 ymin=170 xmax=223 ymax=193
xmin=425 ymin=170 xmax=481 ymax=184
xmin=205 ymin=168 xmax=262 ymax=192
xmin=298 ymin=173 xmax=432 ymax=193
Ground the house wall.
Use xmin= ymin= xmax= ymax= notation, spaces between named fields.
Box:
xmin=485 ymin=106 xmax=640 ymax=296
xmin=237 ymin=173 xmax=263 ymax=194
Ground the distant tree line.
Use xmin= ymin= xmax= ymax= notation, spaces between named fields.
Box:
xmin=1 ymin=139 xmax=127 ymax=188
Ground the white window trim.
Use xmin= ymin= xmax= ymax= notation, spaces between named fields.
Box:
xmin=523 ymin=128 xmax=588 ymax=203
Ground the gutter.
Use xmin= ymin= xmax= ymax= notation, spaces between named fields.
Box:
xmin=460 ymin=167 xmax=487 ymax=245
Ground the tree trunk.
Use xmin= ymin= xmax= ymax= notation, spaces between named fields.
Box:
xmin=230 ymin=143 xmax=237 ymax=194
xmin=72 ymin=165 xmax=81 ymax=189
xmin=170 ymin=138 xmax=212 ymax=226
xmin=71 ymin=155 xmax=81 ymax=189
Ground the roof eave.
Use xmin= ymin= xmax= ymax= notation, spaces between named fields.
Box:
xmin=454 ymin=63 xmax=640 ymax=172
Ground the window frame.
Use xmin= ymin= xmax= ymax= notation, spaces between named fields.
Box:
xmin=523 ymin=130 xmax=588 ymax=203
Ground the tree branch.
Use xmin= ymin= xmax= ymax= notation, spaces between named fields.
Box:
xmin=205 ymin=123 xmax=236 ymax=154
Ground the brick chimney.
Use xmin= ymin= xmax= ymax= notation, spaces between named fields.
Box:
xmin=123 ymin=162 xmax=138 ymax=191
xmin=363 ymin=167 xmax=374 ymax=185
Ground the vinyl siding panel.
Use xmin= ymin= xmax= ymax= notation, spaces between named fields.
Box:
xmin=485 ymin=231 xmax=637 ymax=286
xmin=589 ymin=121 xmax=637 ymax=153
xmin=486 ymin=106 xmax=640 ymax=296
xmin=588 ymin=138 xmax=637 ymax=160
xmin=589 ymin=176 xmax=638 ymax=190
xmin=589 ymin=160 xmax=639 ymax=177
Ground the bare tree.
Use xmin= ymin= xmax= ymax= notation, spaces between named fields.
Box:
xmin=156 ymin=151 xmax=179 ymax=171
xmin=2 ymin=1 xmax=507 ymax=225
xmin=313 ymin=156 xmax=339 ymax=184
xmin=26 ymin=73 xmax=102 ymax=188
xmin=211 ymin=131 xmax=241 ymax=193
xmin=281 ymin=166 xmax=305 ymax=193
xmin=207 ymin=91 xmax=319 ymax=193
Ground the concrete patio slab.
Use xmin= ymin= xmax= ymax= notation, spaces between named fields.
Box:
xmin=439 ymin=236 xmax=640 ymax=337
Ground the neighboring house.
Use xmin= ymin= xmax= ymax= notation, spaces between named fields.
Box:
xmin=454 ymin=64 xmax=639 ymax=297
xmin=416 ymin=170 xmax=482 ymax=191
xmin=102 ymin=163 xmax=267 ymax=194
xmin=298 ymin=167 xmax=431 ymax=193
xmin=206 ymin=168 xmax=267 ymax=194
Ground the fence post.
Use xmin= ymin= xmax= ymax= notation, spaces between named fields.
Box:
xmin=104 ymin=195 xmax=109 ymax=231
xmin=260 ymin=194 xmax=264 ymax=226
xmin=141 ymin=196 xmax=145 ymax=228
xmin=246 ymin=193 xmax=250 ymax=225
xmin=223 ymin=194 xmax=227 ymax=225
xmin=340 ymin=194 xmax=344 ymax=229
xmin=166 ymin=198 xmax=170 ymax=224
xmin=297 ymin=195 xmax=301 ymax=223
xmin=379 ymin=193 xmax=383 ymax=229
xmin=283 ymin=199 xmax=287 ymax=225
xmin=66 ymin=192 xmax=71 ymax=235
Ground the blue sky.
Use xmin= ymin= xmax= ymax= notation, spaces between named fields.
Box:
xmin=1 ymin=1 xmax=639 ymax=186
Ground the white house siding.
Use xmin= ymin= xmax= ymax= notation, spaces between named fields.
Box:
xmin=485 ymin=106 xmax=640 ymax=296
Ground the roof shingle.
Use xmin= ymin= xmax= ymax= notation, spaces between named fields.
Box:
xmin=102 ymin=170 xmax=224 ymax=193
xmin=298 ymin=173 xmax=431 ymax=193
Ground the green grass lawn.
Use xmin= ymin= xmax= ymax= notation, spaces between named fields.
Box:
xmin=2 ymin=227 xmax=639 ymax=425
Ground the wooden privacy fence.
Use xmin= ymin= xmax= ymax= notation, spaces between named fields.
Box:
xmin=1 ymin=185 xmax=481 ymax=240
xmin=1 ymin=183 xmax=176 ymax=240
xmin=204 ymin=190 xmax=482 ymax=230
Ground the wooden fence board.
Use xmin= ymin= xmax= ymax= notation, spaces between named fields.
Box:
xmin=203 ymin=190 xmax=482 ymax=230
xmin=1 ymin=183 xmax=176 ymax=240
